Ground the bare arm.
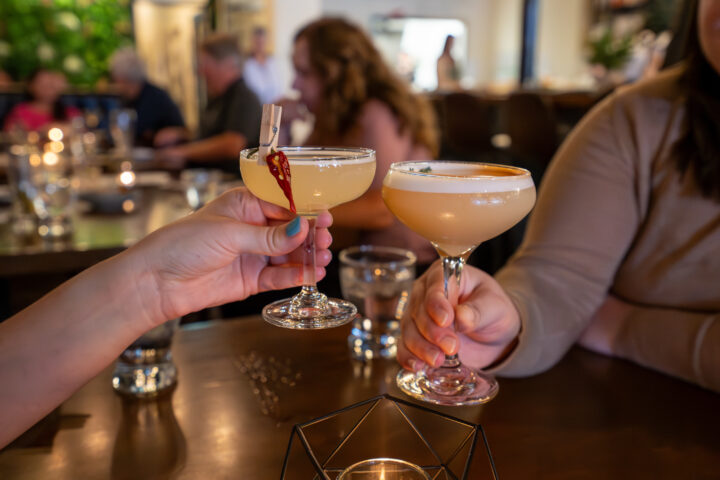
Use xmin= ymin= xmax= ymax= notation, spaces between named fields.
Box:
xmin=0 ymin=250 xmax=157 ymax=446
xmin=330 ymin=190 xmax=395 ymax=230
xmin=153 ymin=126 xmax=192 ymax=147
xmin=157 ymin=132 xmax=247 ymax=167
xmin=0 ymin=190 xmax=333 ymax=448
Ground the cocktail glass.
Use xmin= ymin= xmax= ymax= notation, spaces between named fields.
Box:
xmin=240 ymin=147 xmax=376 ymax=329
xmin=383 ymin=161 xmax=536 ymax=405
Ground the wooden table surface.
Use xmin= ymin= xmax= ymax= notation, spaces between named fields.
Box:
xmin=1 ymin=316 xmax=718 ymax=479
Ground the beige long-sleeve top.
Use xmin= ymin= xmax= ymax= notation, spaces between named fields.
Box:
xmin=494 ymin=66 xmax=720 ymax=391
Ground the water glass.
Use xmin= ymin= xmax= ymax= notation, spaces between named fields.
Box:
xmin=109 ymin=108 xmax=136 ymax=156
xmin=6 ymin=144 xmax=37 ymax=237
xmin=112 ymin=319 xmax=181 ymax=397
xmin=339 ymin=245 xmax=416 ymax=360
xmin=8 ymin=130 xmax=77 ymax=239
xmin=180 ymin=169 xmax=222 ymax=210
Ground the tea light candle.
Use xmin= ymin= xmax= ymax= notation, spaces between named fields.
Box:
xmin=337 ymin=458 xmax=429 ymax=480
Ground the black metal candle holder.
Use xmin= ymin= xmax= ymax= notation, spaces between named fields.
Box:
xmin=280 ymin=394 xmax=498 ymax=479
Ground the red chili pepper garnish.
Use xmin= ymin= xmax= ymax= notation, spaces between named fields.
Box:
xmin=266 ymin=149 xmax=296 ymax=213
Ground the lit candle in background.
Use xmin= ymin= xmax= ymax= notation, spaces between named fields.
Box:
xmin=337 ymin=458 xmax=429 ymax=480
xmin=117 ymin=170 xmax=136 ymax=188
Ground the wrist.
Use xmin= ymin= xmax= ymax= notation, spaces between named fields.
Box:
xmin=114 ymin=246 xmax=169 ymax=331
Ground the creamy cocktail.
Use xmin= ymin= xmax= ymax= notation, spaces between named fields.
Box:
xmin=382 ymin=160 xmax=535 ymax=405
xmin=383 ymin=163 xmax=535 ymax=257
xmin=240 ymin=147 xmax=376 ymax=329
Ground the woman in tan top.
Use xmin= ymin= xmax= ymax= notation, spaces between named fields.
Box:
xmin=399 ymin=0 xmax=720 ymax=392
xmin=279 ymin=17 xmax=439 ymax=264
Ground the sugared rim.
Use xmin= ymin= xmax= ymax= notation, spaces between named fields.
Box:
xmin=388 ymin=160 xmax=531 ymax=179
xmin=338 ymin=244 xmax=417 ymax=269
xmin=241 ymin=146 xmax=375 ymax=162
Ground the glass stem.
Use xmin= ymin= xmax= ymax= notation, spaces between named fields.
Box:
xmin=441 ymin=256 xmax=465 ymax=369
xmin=300 ymin=214 xmax=317 ymax=295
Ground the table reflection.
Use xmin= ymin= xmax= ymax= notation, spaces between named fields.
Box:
xmin=111 ymin=393 xmax=186 ymax=480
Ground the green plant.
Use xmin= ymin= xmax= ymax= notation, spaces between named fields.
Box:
xmin=587 ymin=28 xmax=633 ymax=71
xmin=0 ymin=0 xmax=133 ymax=87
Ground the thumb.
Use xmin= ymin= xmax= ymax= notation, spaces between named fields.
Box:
xmin=455 ymin=286 xmax=518 ymax=346
xmin=231 ymin=216 xmax=308 ymax=256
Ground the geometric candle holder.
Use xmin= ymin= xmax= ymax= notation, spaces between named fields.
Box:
xmin=280 ymin=394 xmax=498 ymax=479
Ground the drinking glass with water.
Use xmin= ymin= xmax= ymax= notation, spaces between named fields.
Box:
xmin=339 ymin=245 xmax=416 ymax=360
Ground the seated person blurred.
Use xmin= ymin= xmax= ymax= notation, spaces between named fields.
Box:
xmin=3 ymin=69 xmax=80 ymax=132
xmin=156 ymin=33 xmax=262 ymax=173
xmin=399 ymin=0 xmax=720 ymax=392
xmin=109 ymin=47 xmax=187 ymax=148
xmin=244 ymin=26 xmax=283 ymax=105
xmin=279 ymin=18 xmax=439 ymax=265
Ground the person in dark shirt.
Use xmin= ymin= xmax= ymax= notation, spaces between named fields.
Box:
xmin=109 ymin=48 xmax=187 ymax=147
xmin=156 ymin=33 xmax=262 ymax=172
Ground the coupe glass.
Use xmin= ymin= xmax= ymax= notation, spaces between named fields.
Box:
xmin=382 ymin=161 xmax=536 ymax=405
xmin=240 ymin=147 xmax=376 ymax=329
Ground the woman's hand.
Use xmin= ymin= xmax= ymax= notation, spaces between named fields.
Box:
xmin=398 ymin=261 xmax=521 ymax=371
xmin=129 ymin=188 xmax=332 ymax=323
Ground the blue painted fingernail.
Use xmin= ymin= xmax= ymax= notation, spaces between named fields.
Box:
xmin=285 ymin=217 xmax=301 ymax=237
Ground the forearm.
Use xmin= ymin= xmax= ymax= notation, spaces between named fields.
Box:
xmin=177 ymin=132 xmax=247 ymax=162
xmin=330 ymin=190 xmax=395 ymax=230
xmin=0 ymin=249 xmax=161 ymax=447
xmin=613 ymin=306 xmax=720 ymax=392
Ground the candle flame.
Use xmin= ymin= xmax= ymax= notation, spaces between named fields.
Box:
xmin=42 ymin=152 xmax=59 ymax=166
xmin=119 ymin=171 xmax=136 ymax=186
xmin=48 ymin=127 xmax=64 ymax=142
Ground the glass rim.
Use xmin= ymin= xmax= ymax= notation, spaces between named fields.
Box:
xmin=337 ymin=457 xmax=430 ymax=480
xmin=240 ymin=146 xmax=375 ymax=162
xmin=339 ymin=244 xmax=417 ymax=268
xmin=388 ymin=160 xmax=531 ymax=179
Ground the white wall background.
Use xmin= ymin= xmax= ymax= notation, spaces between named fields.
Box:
xmin=273 ymin=0 xmax=323 ymax=95
xmin=536 ymin=0 xmax=590 ymax=86
xmin=320 ymin=0 xmax=495 ymax=86
xmin=314 ymin=0 xmax=588 ymax=89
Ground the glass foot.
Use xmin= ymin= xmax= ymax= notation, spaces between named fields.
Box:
xmin=396 ymin=363 xmax=499 ymax=406
xmin=262 ymin=295 xmax=357 ymax=330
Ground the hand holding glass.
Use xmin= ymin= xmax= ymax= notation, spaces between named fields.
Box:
xmin=383 ymin=161 xmax=535 ymax=405
xmin=240 ymin=147 xmax=376 ymax=329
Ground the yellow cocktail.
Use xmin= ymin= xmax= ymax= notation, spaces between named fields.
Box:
xmin=240 ymin=147 xmax=376 ymax=329
xmin=382 ymin=161 xmax=535 ymax=405
xmin=240 ymin=149 xmax=375 ymax=215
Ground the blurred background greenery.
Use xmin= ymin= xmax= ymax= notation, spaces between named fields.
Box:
xmin=0 ymin=0 xmax=133 ymax=87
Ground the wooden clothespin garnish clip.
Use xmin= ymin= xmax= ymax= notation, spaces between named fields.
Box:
xmin=257 ymin=103 xmax=282 ymax=165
